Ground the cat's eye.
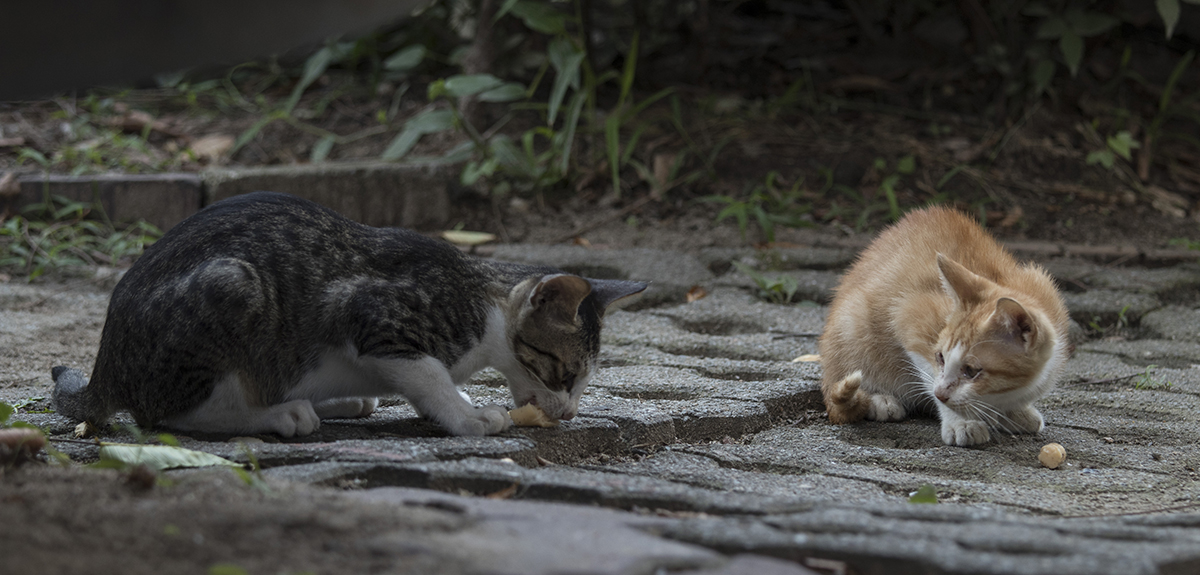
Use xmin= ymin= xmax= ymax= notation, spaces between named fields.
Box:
xmin=962 ymin=365 xmax=981 ymax=379
xmin=935 ymin=352 xmax=944 ymax=366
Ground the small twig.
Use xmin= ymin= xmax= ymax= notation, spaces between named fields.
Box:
xmin=770 ymin=332 xmax=822 ymax=340
xmin=1058 ymin=501 xmax=1200 ymax=519
xmin=47 ymin=437 xmax=102 ymax=446
xmin=550 ymin=194 xmax=657 ymax=244
xmin=1071 ymin=373 xmax=1139 ymax=386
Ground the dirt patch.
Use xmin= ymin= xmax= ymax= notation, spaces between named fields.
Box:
xmin=0 ymin=465 xmax=469 ymax=575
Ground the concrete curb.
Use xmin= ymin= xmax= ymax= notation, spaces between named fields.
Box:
xmin=12 ymin=164 xmax=1200 ymax=265
xmin=15 ymin=161 xmax=457 ymax=231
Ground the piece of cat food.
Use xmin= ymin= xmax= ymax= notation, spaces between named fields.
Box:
xmin=1039 ymin=443 xmax=1066 ymax=469
xmin=508 ymin=404 xmax=559 ymax=428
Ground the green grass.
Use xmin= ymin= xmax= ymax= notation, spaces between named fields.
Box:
xmin=1 ymin=194 xmax=160 ymax=279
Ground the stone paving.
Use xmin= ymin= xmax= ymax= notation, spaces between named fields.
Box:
xmin=6 ymin=244 xmax=1200 ymax=574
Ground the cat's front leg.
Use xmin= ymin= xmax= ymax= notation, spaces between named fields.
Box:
xmin=867 ymin=394 xmax=907 ymax=421
xmin=368 ymin=356 xmax=511 ymax=436
xmin=937 ymin=403 xmax=990 ymax=446
xmin=1006 ymin=405 xmax=1044 ymax=434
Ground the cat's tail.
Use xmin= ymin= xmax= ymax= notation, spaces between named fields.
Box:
xmin=51 ymin=366 xmax=111 ymax=425
xmin=824 ymin=370 xmax=871 ymax=424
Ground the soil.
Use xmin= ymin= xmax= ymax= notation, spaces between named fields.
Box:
xmin=2 ymin=4 xmax=1199 ymax=251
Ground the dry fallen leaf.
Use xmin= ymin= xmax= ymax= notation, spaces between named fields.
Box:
xmin=189 ymin=134 xmax=236 ymax=163
xmin=791 ymin=354 xmax=821 ymax=363
xmin=485 ymin=483 xmax=519 ymax=499
xmin=74 ymin=421 xmax=98 ymax=438
xmin=0 ymin=171 xmax=18 ymax=197
xmin=572 ymin=236 xmax=592 ymax=248
xmin=441 ymin=230 xmax=497 ymax=246
xmin=686 ymin=285 xmax=708 ymax=303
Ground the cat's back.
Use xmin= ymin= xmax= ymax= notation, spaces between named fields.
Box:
xmin=842 ymin=206 xmax=1019 ymax=291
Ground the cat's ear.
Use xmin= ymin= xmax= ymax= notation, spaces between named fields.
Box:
xmin=994 ymin=297 xmax=1037 ymax=348
xmin=588 ymin=279 xmax=649 ymax=312
xmin=936 ymin=254 xmax=985 ymax=307
xmin=530 ymin=274 xmax=592 ymax=323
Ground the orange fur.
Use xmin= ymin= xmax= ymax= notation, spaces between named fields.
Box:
xmin=818 ymin=207 xmax=1069 ymax=445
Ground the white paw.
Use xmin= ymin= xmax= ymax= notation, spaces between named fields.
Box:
xmin=268 ymin=400 xmax=320 ymax=437
xmin=444 ymin=404 xmax=512 ymax=436
xmin=313 ymin=397 xmax=379 ymax=419
xmin=942 ymin=418 xmax=990 ymax=446
xmin=866 ymin=394 xmax=907 ymax=421
xmin=1007 ymin=406 xmax=1044 ymax=434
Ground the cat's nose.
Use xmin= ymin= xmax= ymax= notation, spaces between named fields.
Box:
xmin=935 ymin=389 xmax=951 ymax=403
xmin=560 ymin=406 xmax=577 ymax=420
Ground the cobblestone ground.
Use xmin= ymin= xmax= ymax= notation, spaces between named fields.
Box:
xmin=5 ymin=245 xmax=1200 ymax=574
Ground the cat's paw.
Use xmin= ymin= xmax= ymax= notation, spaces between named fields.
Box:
xmin=313 ymin=397 xmax=379 ymax=420
xmin=267 ymin=400 xmax=321 ymax=437
xmin=1006 ymin=405 xmax=1044 ymax=434
xmin=941 ymin=418 xmax=990 ymax=446
xmin=866 ymin=394 xmax=907 ymax=421
xmin=444 ymin=404 xmax=512 ymax=436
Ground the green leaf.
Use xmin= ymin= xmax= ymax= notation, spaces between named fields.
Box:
xmin=0 ymin=402 xmax=13 ymax=425
xmin=461 ymin=158 xmax=499 ymax=186
xmin=478 ymin=82 xmax=527 ymax=103
xmin=908 ymin=483 xmax=939 ymax=504
xmin=619 ymin=33 xmax=640 ymax=108
xmin=1022 ymin=2 xmax=1053 ymax=17
xmin=880 ymin=174 xmax=902 ymax=221
xmin=495 ymin=0 xmax=522 ymax=21
xmin=1059 ymin=30 xmax=1084 ymax=77
xmin=1086 ymin=149 xmax=1115 ymax=169
xmin=1107 ymin=131 xmax=1141 ymax=161
xmin=558 ymin=91 xmax=586 ymax=175
xmin=381 ymin=109 xmax=455 ymax=161
xmin=443 ymin=74 xmax=506 ymax=98
xmin=98 ymin=444 xmax=241 ymax=471
xmin=1067 ymin=10 xmax=1120 ymax=37
xmin=1036 ymin=17 xmax=1067 ymax=39
xmin=208 ymin=563 xmax=250 ymax=575
xmin=1032 ymin=60 xmax=1056 ymax=95
xmin=286 ymin=46 xmax=334 ymax=112
xmin=233 ymin=113 xmax=283 ymax=153
xmin=896 ymin=155 xmax=915 ymax=174
xmin=547 ymin=38 xmax=585 ymax=125
xmin=508 ymin=1 xmax=566 ymax=35
xmin=383 ymin=45 xmax=426 ymax=72
xmin=1158 ymin=0 xmax=1182 ymax=38
xmin=606 ymin=114 xmax=622 ymax=197
xmin=310 ymin=135 xmax=335 ymax=163
xmin=1160 ymin=50 xmax=1195 ymax=112
xmin=427 ymin=79 xmax=447 ymax=101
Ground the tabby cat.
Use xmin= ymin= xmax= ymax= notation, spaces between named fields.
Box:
xmin=819 ymin=206 xmax=1069 ymax=446
xmin=52 ymin=192 xmax=647 ymax=437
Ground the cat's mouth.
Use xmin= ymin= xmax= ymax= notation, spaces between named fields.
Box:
xmin=516 ymin=395 xmax=577 ymax=421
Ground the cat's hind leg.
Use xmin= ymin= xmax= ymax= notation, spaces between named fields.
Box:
xmin=823 ymin=370 xmax=909 ymax=424
xmin=313 ymin=397 xmax=379 ymax=419
xmin=162 ymin=373 xmax=320 ymax=437
xmin=823 ymin=370 xmax=871 ymax=424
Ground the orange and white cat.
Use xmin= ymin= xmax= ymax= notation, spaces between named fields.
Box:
xmin=819 ymin=206 xmax=1069 ymax=446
